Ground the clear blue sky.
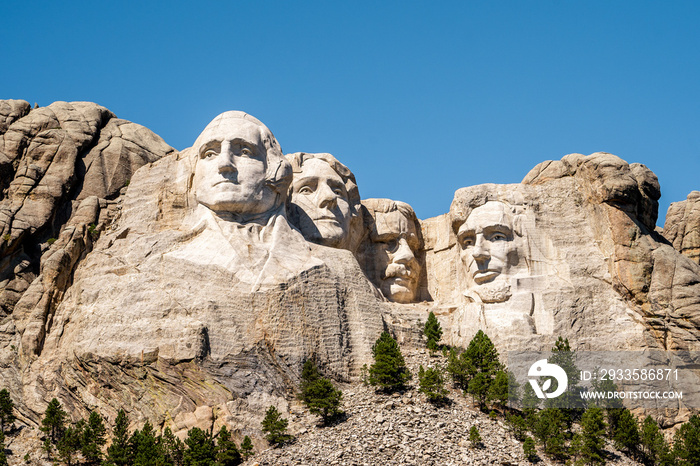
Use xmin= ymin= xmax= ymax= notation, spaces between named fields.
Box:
xmin=2 ymin=1 xmax=698 ymax=226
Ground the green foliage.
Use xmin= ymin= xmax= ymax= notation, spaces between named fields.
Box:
xmin=368 ymin=332 xmax=411 ymax=392
xmin=468 ymin=372 xmax=491 ymax=409
xmin=445 ymin=347 xmax=474 ymax=390
xmin=423 ymin=311 xmax=443 ymax=351
xmin=215 ymin=425 xmax=241 ymax=466
xmin=547 ymin=337 xmax=583 ymax=423
xmin=611 ymin=408 xmax=639 ymax=458
xmin=41 ymin=398 xmax=67 ymax=445
xmin=505 ymin=413 xmax=528 ymax=441
xmin=576 ymin=406 xmax=606 ymax=466
xmin=261 ymin=406 xmax=292 ymax=447
xmin=418 ymin=365 xmax=448 ymax=404
xmin=240 ymin=435 xmax=254 ymax=460
xmin=468 ymin=425 xmax=482 ymax=448
xmin=47 ymin=237 xmax=57 ymax=245
xmin=464 ymin=330 xmax=503 ymax=375
xmin=641 ymin=415 xmax=669 ymax=465
xmin=533 ymin=408 xmax=568 ymax=461
xmin=487 ymin=370 xmax=511 ymax=410
xmin=183 ymin=427 xmax=216 ymax=465
xmin=2 ymin=234 xmax=10 ymax=242
xmin=106 ymin=409 xmax=131 ymax=466
xmin=523 ymin=436 xmax=537 ymax=462
xmin=299 ymin=360 xmax=344 ymax=423
xmin=82 ymin=410 xmax=107 ymax=464
xmin=0 ymin=389 xmax=15 ymax=434
xmin=129 ymin=421 xmax=163 ymax=465
xmin=674 ymin=414 xmax=700 ymax=466
xmin=162 ymin=426 xmax=184 ymax=465
xmin=88 ymin=223 xmax=99 ymax=241
xmin=0 ymin=432 xmax=8 ymax=466
xmin=57 ymin=421 xmax=84 ymax=466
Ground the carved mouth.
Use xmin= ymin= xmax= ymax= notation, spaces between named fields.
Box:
xmin=473 ymin=270 xmax=500 ymax=284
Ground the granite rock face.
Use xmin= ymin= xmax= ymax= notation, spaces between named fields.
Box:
xmin=664 ymin=191 xmax=700 ymax=265
xmin=2 ymin=103 xmax=700 ymax=437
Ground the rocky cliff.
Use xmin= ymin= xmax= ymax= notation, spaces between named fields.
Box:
xmin=664 ymin=191 xmax=700 ymax=265
xmin=1 ymin=101 xmax=699 ymax=442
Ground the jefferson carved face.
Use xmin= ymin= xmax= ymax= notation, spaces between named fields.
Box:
xmin=289 ymin=158 xmax=351 ymax=247
xmin=456 ymin=201 xmax=519 ymax=303
xmin=369 ymin=208 xmax=421 ymax=303
xmin=193 ymin=115 xmax=276 ymax=215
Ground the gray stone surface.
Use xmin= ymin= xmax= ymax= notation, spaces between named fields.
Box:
xmin=664 ymin=190 xmax=700 ymax=265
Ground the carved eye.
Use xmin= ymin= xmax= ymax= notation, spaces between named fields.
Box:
xmin=490 ymin=233 xmax=507 ymax=241
xmin=460 ymin=236 xmax=475 ymax=247
xmin=333 ymin=188 xmax=344 ymax=196
xmin=203 ymin=150 xmax=217 ymax=159
xmin=298 ymin=186 xmax=313 ymax=194
xmin=241 ymin=147 xmax=253 ymax=157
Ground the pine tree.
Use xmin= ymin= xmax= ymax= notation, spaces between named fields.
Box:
xmin=523 ymin=436 xmax=537 ymax=462
xmin=505 ymin=413 xmax=527 ymax=441
xmin=464 ymin=330 xmax=502 ymax=375
xmin=612 ymin=408 xmax=639 ymax=458
xmin=368 ymin=332 xmax=411 ymax=392
xmin=468 ymin=372 xmax=491 ymax=409
xmin=239 ymin=435 xmax=254 ymax=460
xmin=41 ymin=398 xmax=67 ymax=445
xmin=57 ymin=421 xmax=84 ymax=466
xmin=674 ymin=414 xmax=700 ymax=466
xmin=468 ymin=425 xmax=482 ymax=448
xmin=215 ymin=425 xmax=241 ymax=466
xmin=0 ymin=390 xmax=15 ymax=434
xmin=445 ymin=347 xmax=474 ymax=390
xmin=129 ymin=421 xmax=162 ymax=465
xmin=533 ymin=408 xmax=567 ymax=461
xmin=299 ymin=360 xmax=344 ymax=423
xmin=423 ymin=311 xmax=443 ymax=352
xmin=418 ymin=365 xmax=448 ymax=404
xmin=261 ymin=406 xmax=292 ymax=447
xmin=641 ymin=415 xmax=667 ymax=465
xmin=547 ymin=337 xmax=582 ymax=423
xmin=487 ymin=370 xmax=511 ymax=410
xmin=184 ymin=427 xmax=216 ymax=465
xmin=106 ymin=409 xmax=131 ymax=466
xmin=577 ymin=406 xmax=607 ymax=465
xmin=0 ymin=432 xmax=8 ymax=466
xmin=82 ymin=410 xmax=107 ymax=465
xmin=162 ymin=426 xmax=184 ymax=466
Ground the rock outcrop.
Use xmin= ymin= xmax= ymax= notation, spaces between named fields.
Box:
xmin=664 ymin=191 xmax=700 ymax=265
xmin=1 ymin=102 xmax=700 ymax=442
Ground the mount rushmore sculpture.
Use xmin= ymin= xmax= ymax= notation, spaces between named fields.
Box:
xmin=1 ymin=101 xmax=700 ymax=436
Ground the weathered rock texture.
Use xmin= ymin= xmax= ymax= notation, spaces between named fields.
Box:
xmin=664 ymin=191 xmax=700 ymax=265
xmin=2 ymin=101 xmax=700 ymax=443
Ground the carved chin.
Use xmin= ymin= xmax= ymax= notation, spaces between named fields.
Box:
xmin=382 ymin=279 xmax=416 ymax=304
xmin=471 ymin=281 xmax=512 ymax=303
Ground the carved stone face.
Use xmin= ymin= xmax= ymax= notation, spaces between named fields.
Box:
xmin=369 ymin=209 xmax=421 ymax=303
xmin=289 ymin=158 xmax=351 ymax=247
xmin=193 ymin=116 xmax=276 ymax=215
xmin=456 ymin=201 xmax=519 ymax=303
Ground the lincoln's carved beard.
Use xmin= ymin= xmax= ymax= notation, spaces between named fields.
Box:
xmin=470 ymin=280 xmax=512 ymax=303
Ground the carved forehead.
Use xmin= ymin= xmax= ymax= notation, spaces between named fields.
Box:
xmin=293 ymin=158 xmax=345 ymax=184
xmin=458 ymin=201 xmax=514 ymax=237
xmin=373 ymin=209 xmax=416 ymax=237
xmin=194 ymin=112 xmax=266 ymax=150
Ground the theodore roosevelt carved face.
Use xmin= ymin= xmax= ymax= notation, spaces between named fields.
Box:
xmin=286 ymin=152 xmax=361 ymax=250
xmin=361 ymin=199 xmax=422 ymax=304
xmin=192 ymin=111 xmax=290 ymax=218
xmin=455 ymin=201 xmax=520 ymax=303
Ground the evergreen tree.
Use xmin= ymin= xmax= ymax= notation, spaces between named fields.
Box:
xmin=0 ymin=432 xmax=8 ymax=466
xmin=640 ymin=415 xmax=667 ymax=465
xmin=184 ymin=427 xmax=216 ymax=465
xmin=82 ymin=410 xmax=107 ymax=465
xmin=261 ymin=406 xmax=292 ymax=447
xmin=612 ymin=408 xmax=639 ymax=459
xmin=423 ymin=311 xmax=443 ymax=352
xmin=41 ymin=398 xmax=67 ymax=445
xmin=467 ymin=372 xmax=491 ymax=410
xmin=162 ymin=426 xmax=184 ymax=466
xmin=547 ymin=337 xmax=583 ymax=423
xmin=464 ymin=330 xmax=502 ymax=375
xmin=487 ymin=370 xmax=511 ymax=410
xmin=505 ymin=413 xmax=527 ymax=441
xmin=445 ymin=347 xmax=474 ymax=390
xmin=239 ymin=436 xmax=254 ymax=460
xmin=0 ymin=390 xmax=15 ymax=434
xmin=468 ymin=425 xmax=482 ymax=448
xmin=215 ymin=425 xmax=241 ymax=466
xmin=418 ymin=365 xmax=448 ymax=404
xmin=299 ymin=360 xmax=344 ymax=423
xmin=673 ymin=414 xmax=700 ymax=466
xmin=368 ymin=332 xmax=411 ymax=392
xmin=523 ymin=436 xmax=537 ymax=462
xmin=577 ymin=406 xmax=607 ymax=465
xmin=129 ymin=421 xmax=162 ymax=466
xmin=106 ymin=409 xmax=131 ymax=466
xmin=57 ymin=421 xmax=84 ymax=466
xmin=533 ymin=408 xmax=568 ymax=461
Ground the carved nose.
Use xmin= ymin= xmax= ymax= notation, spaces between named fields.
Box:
xmin=217 ymin=143 xmax=237 ymax=173
xmin=317 ymin=183 xmax=338 ymax=209
xmin=393 ymin=238 xmax=416 ymax=264
xmin=471 ymin=235 xmax=489 ymax=260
